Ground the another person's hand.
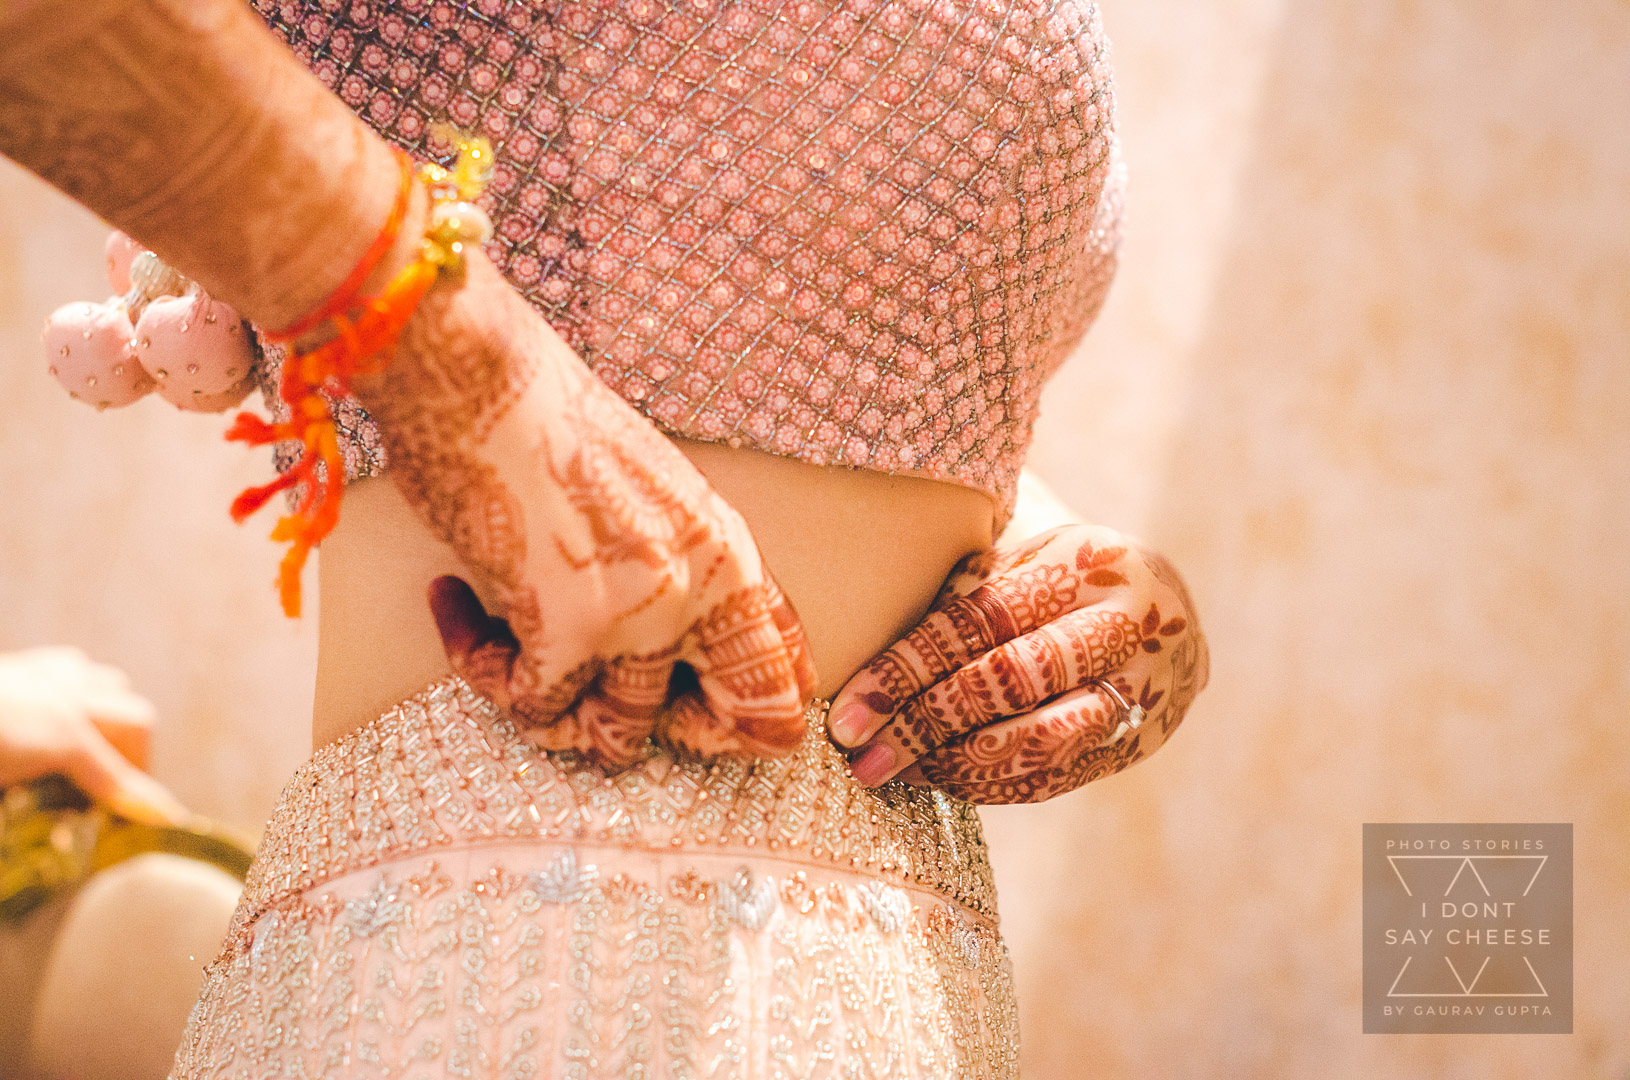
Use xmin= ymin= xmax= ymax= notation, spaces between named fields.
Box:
xmin=828 ymin=524 xmax=1209 ymax=803
xmin=359 ymin=255 xmax=817 ymax=766
xmin=0 ymin=647 xmax=186 ymax=824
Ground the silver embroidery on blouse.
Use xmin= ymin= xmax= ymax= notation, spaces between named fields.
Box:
xmin=247 ymin=0 xmax=1124 ymax=528
xmin=344 ymin=876 xmax=409 ymax=937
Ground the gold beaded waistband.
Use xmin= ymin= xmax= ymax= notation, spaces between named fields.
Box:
xmin=232 ymin=677 xmax=999 ymax=942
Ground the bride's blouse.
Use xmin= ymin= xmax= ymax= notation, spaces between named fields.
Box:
xmin=250 ymin=0 xmax=1124 ymax=526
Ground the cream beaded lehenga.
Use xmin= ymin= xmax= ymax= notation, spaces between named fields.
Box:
xmin=171 ymin=0 xmax=1122 ymax=1074
xmin=175 ymin=679 xmax=1013 ymax=1076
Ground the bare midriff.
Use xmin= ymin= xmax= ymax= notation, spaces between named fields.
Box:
xmin=311 ymin=439 xmax=993 ymax=750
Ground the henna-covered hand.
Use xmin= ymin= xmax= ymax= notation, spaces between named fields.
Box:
xmin=359 ymin=254 xmax=816 ymax=767
xmin=0 ymin=0 xmax=813 ymax=767
xmin=827 ymin=524 xmax=1208 ymax=803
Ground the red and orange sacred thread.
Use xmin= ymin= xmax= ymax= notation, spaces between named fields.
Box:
xmin=227 ymin=134 xmax=492 ymax=617
xmin=263 ymin=148 xmax=416 ymax=345
xmin=225 ymin=259 xmax=439 ymax=616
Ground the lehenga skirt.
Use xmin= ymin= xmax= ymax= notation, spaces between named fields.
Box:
xmin=171 ymin=676 xmax=1018 ymax=1078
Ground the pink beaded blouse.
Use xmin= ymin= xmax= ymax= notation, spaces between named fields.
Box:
xmin=251 ymin=0 xmax=1124 ymax=519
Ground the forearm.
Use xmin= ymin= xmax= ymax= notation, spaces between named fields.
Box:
xmin=0 ymin=0 xmax=399 ymax=331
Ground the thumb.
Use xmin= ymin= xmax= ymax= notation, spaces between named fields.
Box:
xmin=428 ymin=575 xmax=520 ymax=707
xmin=62 ymin=734 xmax=187 ymax=826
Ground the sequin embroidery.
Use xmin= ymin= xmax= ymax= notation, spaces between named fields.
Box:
xmin=249 ymin=0 xmax=1124 ymax=523
xmin=170 ymin=677 xmax=1018 ymax=1078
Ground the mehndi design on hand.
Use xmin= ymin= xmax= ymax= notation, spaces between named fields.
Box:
xmin=360 ymin=254 xmax=816 ymax=767
xmin=828 ymin=524 xmax=1208 ymax=803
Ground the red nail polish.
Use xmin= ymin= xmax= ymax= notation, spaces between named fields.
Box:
xmin=850 ymin=742 xmax=897 ymax=787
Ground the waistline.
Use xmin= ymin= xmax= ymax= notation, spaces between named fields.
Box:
xmin=231 ymin=676 xmax=1000 ymax=945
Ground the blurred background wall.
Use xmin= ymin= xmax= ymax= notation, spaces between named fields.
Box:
xmin=1 ymin=0 xmax=1627 ymax=1077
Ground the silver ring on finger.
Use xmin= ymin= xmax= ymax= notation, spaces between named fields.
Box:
xmin=1096 ymin=680 xmax=1145 ymax=739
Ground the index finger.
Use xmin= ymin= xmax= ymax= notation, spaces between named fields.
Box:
xmin=87 ymin=701 xmax=156 ymax=771
xmin=844 ymin=607 xmax=1143 ymax=787
xmin=829 ymin=561 xmax=1086 ymax=746
xmin=660 ymin=580 xmax=812 ymax=759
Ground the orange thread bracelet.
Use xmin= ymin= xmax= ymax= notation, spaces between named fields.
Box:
xmin=228 ymin=133 xmax=494 ymax=617
xmin=263 ymin=147 xmax=415 ymax=344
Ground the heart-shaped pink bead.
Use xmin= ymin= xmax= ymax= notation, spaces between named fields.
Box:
xmin=133 ymin=294 xmax=256 ymax=412
xmin=42 ymin=300 xmax=153 ymax=409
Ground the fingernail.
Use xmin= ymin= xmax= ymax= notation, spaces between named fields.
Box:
xmin=850 ymin=742 xmax=897 ymax=787
xmin=829 ymin=703 xmax=873 ymax=746
xmin=109 ymin=778 xmax=188 ymax=827
xmin=109 ymin=787 xmax=187 ymax=827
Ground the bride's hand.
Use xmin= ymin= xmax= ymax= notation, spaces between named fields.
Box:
xmin=0 ymin=0 xmax=817 ymax=766
xmin=826 ymin=524 xmax=1208 ymax=803
xmin=355 ymin=254 xmax=816 ymax=767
